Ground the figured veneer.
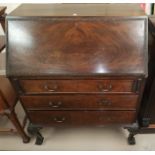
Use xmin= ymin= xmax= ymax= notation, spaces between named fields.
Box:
xmin=20 ymin=94 xmax=139 ymax=110
xmin=6 ymin=4 xmax=147 ymax=145
xmin=19 ymin=79 xmax=137 ymax=94
xmin=28 ymin=111 xmax=136 ymax=126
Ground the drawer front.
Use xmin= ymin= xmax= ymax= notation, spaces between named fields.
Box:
xmin=28 ymin=111 xmax=136 ymax=126
xmin=19 ymin=79 xmax=136 ymax=94
xmin=21 ymin=94 xmax=138 ymax=110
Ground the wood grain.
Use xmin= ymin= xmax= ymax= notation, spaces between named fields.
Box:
xmin=0 ymin=36 xmax=5 ymax=52
xmin=7 ymin=18 xmax=147 ymax=77
xmin=19 ymin=79 xmax=136 ymax=94
xmin=6 ymin=4 xmax=147 ymax=138
xmin=28 ymin=110 xmax=136 ymax=126
xmin=20 ymin=94 xmax=139 ymax=110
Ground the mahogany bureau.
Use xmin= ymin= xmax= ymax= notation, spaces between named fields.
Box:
xmin=6 ymin=4 xmax=147 ymax=145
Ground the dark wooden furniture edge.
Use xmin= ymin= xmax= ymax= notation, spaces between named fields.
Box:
xmin=0 ymin=35 xmax=5 ymax=52
xmin=0 ymin=90 xmax=30 ymax=143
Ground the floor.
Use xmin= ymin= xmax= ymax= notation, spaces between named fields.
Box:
xmin=0 ymin=103 xmax=155 ymax=151
xmin=1 ymin=4 xmax=155 ymax=150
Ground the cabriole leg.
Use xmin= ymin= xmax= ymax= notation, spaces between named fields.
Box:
xmin=128 ymin=133 xmax=136 ymax=145
xmin=124 ymin=122 xmax=139 ymax=145
xmin=7 ymin=111 xmax=30 ymax=143
xmin=27 ymin=123 xmax=44 ymax=145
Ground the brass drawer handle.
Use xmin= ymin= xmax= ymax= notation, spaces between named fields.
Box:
xmin=98 ymin=84 xmax=112 ymax=92
xmin=44 ymin=84 xmax=58 ymax=92
xmin=99 ymin=99 xmax=112 ymax=106
xmin=48 ymin=101 xmax=62 ymax=108
xmin=53 ymin=116 xmax=66 ymax=123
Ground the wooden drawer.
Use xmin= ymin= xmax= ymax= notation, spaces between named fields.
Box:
xmin=28 ymin=110 xmax=136 ymax=126
xmin=21 ymin=94 xmax=138 ymax=110
xmin=19 ymin=79 xmax=137 ymax=94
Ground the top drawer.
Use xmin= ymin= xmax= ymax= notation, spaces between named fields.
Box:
xmin=19 ymin=79 xmax=140 ymax=94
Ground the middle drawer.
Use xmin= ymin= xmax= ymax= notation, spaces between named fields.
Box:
xmin=20 ymin=94 xmax=138 ymax=110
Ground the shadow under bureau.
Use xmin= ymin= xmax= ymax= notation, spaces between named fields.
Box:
xmin=6 ymin=4 xmax=147 ymax=145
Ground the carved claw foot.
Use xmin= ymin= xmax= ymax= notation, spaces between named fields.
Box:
xmin=27 ymin=123 xmax=44 ymax=145
xmin=35 ymin=132 xmax=44 ymax=145
xmin=124 ymin=122 xmax=139 ymax=145
xmin=128 ymin=133 xmax=136 ymax=145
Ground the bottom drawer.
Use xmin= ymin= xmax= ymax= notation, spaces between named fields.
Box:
xmin=28 ymin=111 xmax=136 ymax=126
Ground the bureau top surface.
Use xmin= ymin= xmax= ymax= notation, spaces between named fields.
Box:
xmin=6 ymin=4 xmax=148 ymax=77
xmin=8 ymin=4 xmax=145 ymax=17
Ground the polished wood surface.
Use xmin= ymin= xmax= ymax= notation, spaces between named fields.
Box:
xmin=0 ymin=76 xmax=30 ymax=143
xmin=19 ymin=79 xmax=137 ymax=94
xmin=0 ymin=35 xmax=5 ymax=52
xmin=0 ymin=6 xmax=6 ymax=52
xmin=21 ymin=94 xmax=138 ymax=110
xmin=0 ymin=94 xmax=5 ymax=112
xmin=28 ymin=111 xmax=136 ymax=126
xmin=0 ymin=6 xmax=6 ymax=31
xmin=0 ymin=76 xmax=17 ymax=109
xmin=6 ymin=4 xmax=147 ymax=144
xmin=7 ymin=17 xmax=147 ymax=77
xmin=8 ymin=4 xmax=144 ymax=17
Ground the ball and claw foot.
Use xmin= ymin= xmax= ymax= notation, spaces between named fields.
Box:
xmin=27 ymin=123 xmax=44 ymax=145
xmin=124 ymin=122 xmax=139 ymax=145
xmin=35 ymin=133 xmax=44 ymax=145
xmin=128 ymin=134 xmax=136 ymax=145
